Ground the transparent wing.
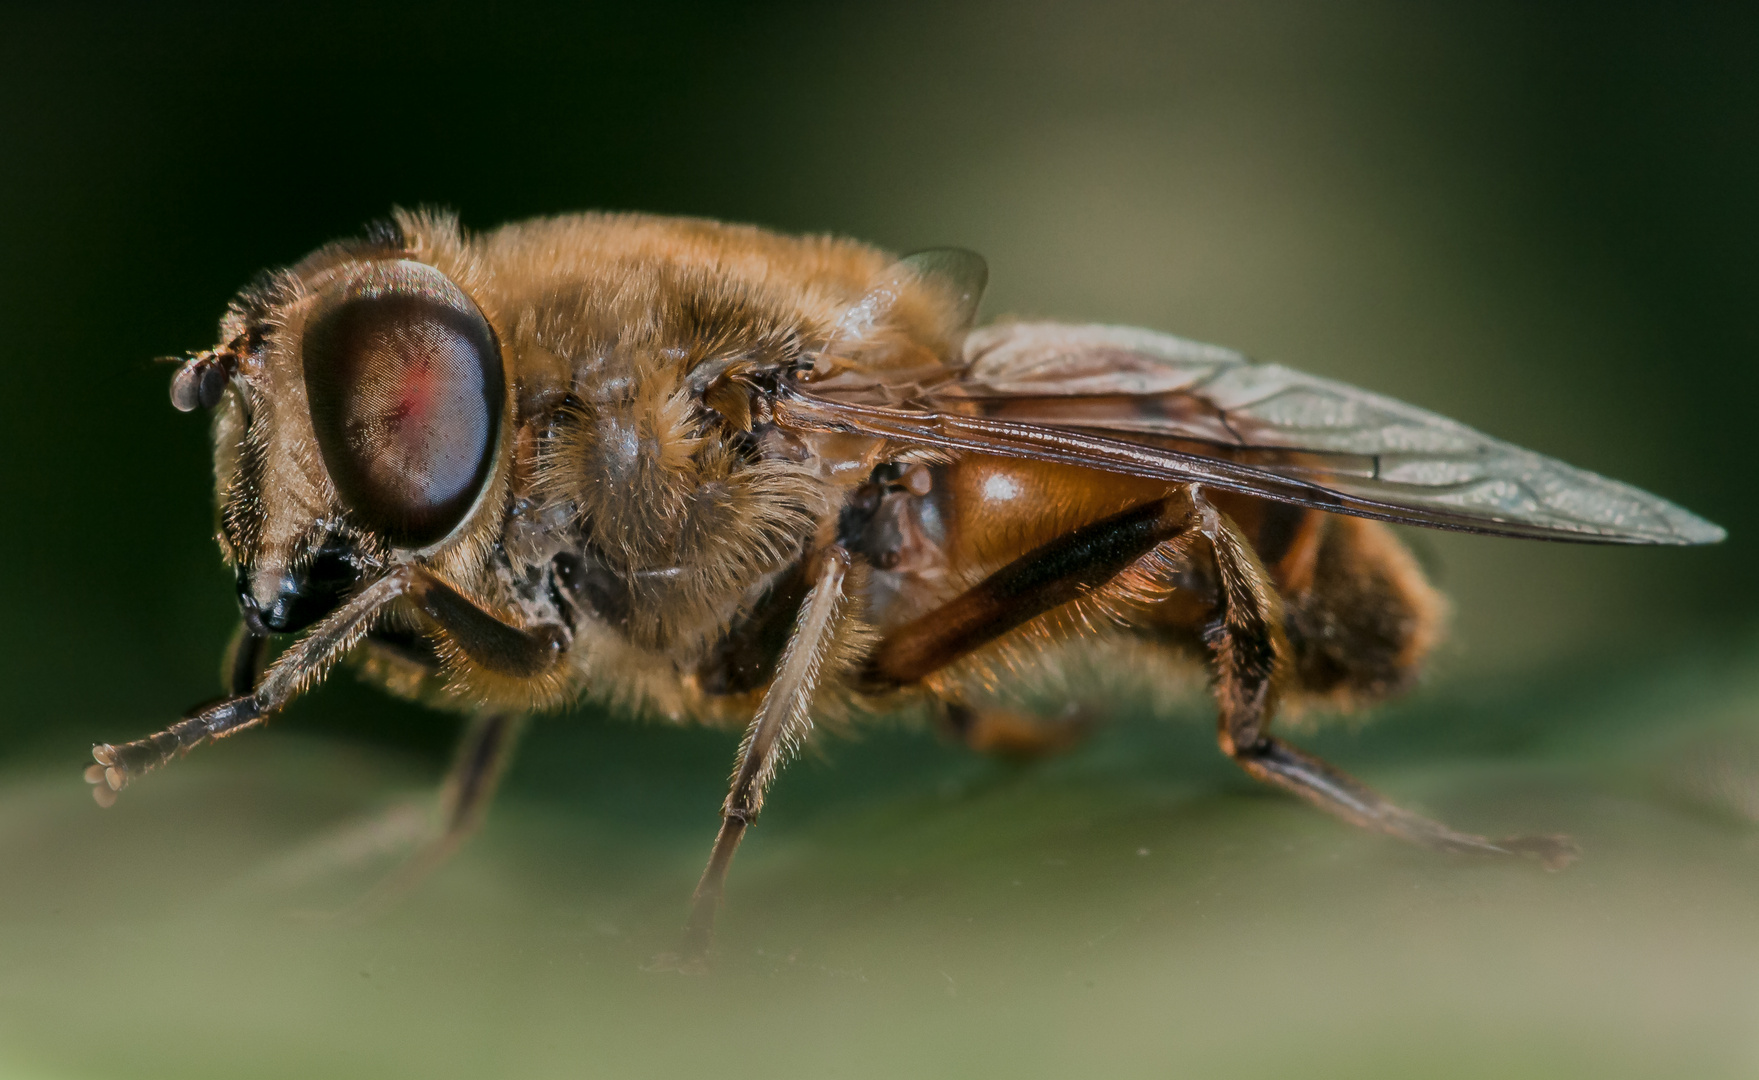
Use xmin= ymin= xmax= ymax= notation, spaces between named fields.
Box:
xmin=778 ymin=321 xmax=1723 ymax=545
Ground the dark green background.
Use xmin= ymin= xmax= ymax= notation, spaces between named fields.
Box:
xmin=2 ymin=4 xmax=1756 ymax=1078
xmin=0 ymin=2 xmax=1750 ymax=755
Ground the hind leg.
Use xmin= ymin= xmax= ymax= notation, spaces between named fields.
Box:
xmin=1194 ymin=493 xmax=1575 ymax=868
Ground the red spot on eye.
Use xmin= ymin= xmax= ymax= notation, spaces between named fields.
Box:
xmin=394 ymin=353 xmax=438 ymax=427
xmin=302 ymin=261 xmax=502 ymax=548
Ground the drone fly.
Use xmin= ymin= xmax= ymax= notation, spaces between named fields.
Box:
xmin=89 ymin=209 xmax=1724 ymax=958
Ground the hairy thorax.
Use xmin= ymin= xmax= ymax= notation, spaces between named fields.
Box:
xmin=358 ymin=213 xmax=899 ymax=718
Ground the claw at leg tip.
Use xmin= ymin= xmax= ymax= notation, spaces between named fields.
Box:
xmin=82 ymin=755 xmax=128 ymax=804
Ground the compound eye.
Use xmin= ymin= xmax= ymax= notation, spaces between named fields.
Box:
xmin=302 ymin=260 xmax=504 ymax=549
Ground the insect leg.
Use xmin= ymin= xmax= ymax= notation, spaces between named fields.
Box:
xmin=89 ymin=568 xmax=421 ymax=801
xmin=934 ymin=699 xmax=1096 ymax=759
xmin=348 ymin=711 xmax=529 ymax=915
xmin=88 ymin=565 xmax=566 ymax=801
xmin=1195 ymin=492 xmax=1576 ymax=868
xmin=681 ymin=547 xmax=852 ymax=961
xmin=869 ymin=496 xmax=1195 ymax=685
xmin=866 ymin=493 xmax=1196 ymax=759
xmin=406 ymin=570 xmax=569 ymax=678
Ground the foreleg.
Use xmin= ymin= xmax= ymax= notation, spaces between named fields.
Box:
xmin=88 ymin=564 xmax=566 ymax=801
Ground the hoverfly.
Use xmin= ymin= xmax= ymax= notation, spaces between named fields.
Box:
xmin=90 ymin=209 xmax=1724 ymax=958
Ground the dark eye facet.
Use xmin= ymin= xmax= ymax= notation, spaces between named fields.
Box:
xmin=302 ymin=261 xmax=503 ymax=548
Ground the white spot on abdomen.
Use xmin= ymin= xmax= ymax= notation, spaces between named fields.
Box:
xmin=983 ymin=473 xmax=1021 ymax=502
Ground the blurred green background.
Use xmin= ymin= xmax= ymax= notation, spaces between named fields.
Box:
xmin=2 ymin=3 xmax=1757 ymax=1078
